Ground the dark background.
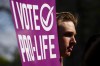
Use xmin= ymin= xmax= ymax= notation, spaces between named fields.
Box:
xmin=56 ymin=0 xmax=100 ymax=66
xmin=0 ymin=0 xmax=100 ymax=66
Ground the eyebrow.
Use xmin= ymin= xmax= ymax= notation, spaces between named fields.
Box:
xmin=65 ymin=31 xmax=77 ymax=35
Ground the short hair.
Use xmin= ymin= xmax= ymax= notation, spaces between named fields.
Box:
xmin=56 ymin=12 xmax=78 ymax=26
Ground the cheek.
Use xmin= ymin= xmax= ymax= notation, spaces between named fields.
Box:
xmin=62 ymin=37 xmax=71 ymax=47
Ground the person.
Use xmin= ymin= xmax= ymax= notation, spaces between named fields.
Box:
xmin=82 ymin=34 xmax=100 ymax=66
xmin=56 ymin=12 xmax=78 ymax=66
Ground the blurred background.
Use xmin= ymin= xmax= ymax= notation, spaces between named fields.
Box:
xmin=0 ymin=0 xmax=100 ymax=66
xmin=0 ymin=0 xmax=21 ymax=66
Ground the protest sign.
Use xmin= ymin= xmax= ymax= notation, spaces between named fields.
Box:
xmin=10 ymin=0 xmax=60 ymax=66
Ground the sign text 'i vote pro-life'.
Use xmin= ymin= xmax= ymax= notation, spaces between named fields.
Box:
xmin=10 ymin=0 xmax=60 ymax=66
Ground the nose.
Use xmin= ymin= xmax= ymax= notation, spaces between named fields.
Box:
xmin=71 ymin=36 xmax=76 ymax=44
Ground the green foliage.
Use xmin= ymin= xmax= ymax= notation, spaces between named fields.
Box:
xmin=0 ymin=57 xmax=11 ymax=66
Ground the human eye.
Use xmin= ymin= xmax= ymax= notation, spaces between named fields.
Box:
xmin=63 ymin=32 xmax=73 ymax=37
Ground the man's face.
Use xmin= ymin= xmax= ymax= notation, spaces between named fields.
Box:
xmin=58 ymin=21 xmax=76 ymax=57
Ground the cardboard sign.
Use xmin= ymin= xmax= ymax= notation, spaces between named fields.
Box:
xmin=10 ymin=0 xmax=60 ymax=66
